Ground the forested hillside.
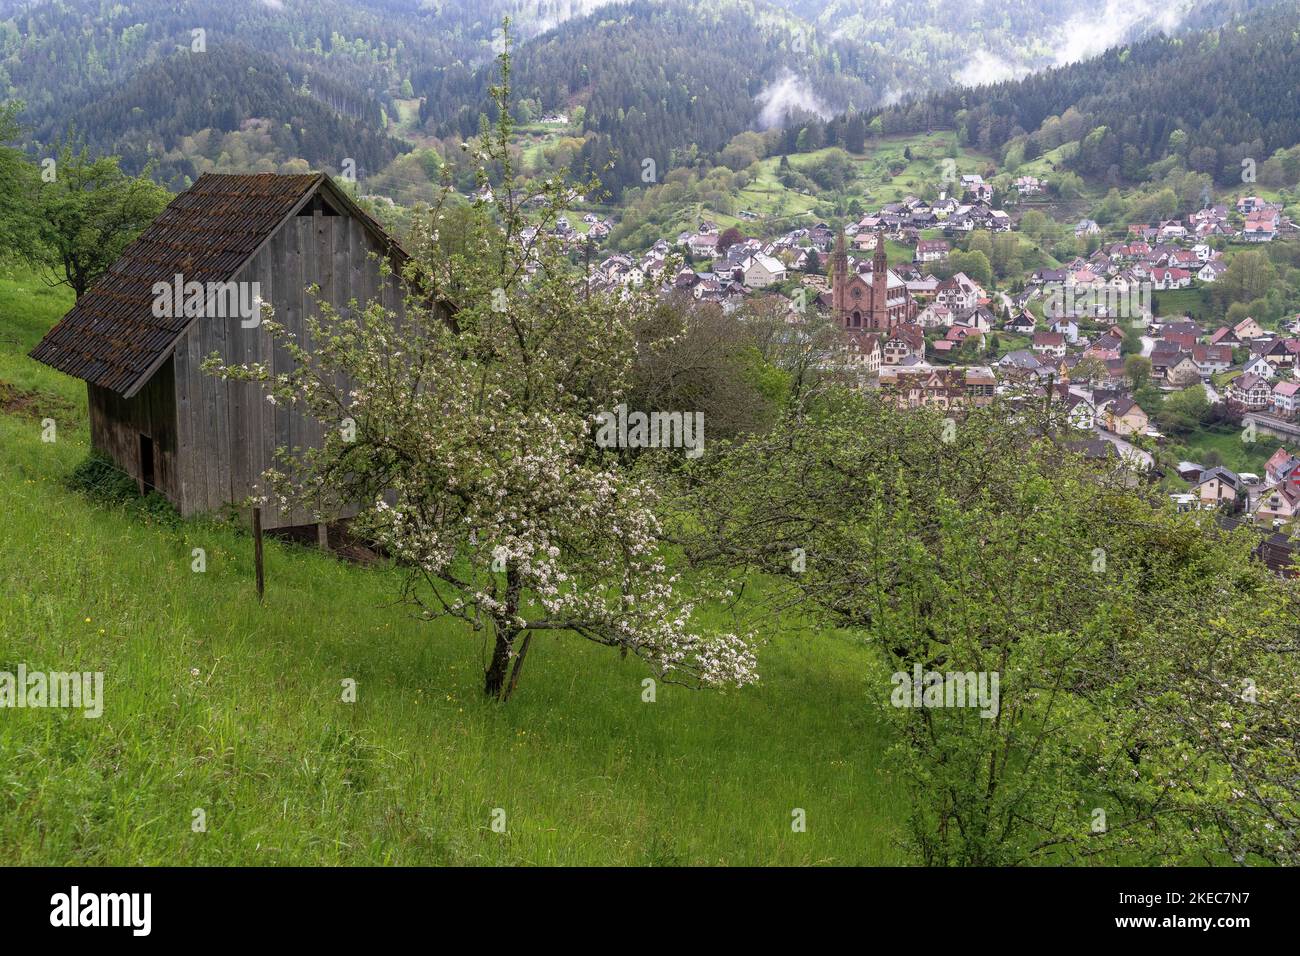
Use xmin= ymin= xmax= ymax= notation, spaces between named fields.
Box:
xmin=417 ymin=1 xmax=899 ymax=197
xmin=69 ymin=45 xmax=404 ymax=184
xmin=411 ymin=0 xmax=1292 ymax=196
xmin=770 ymin=0 xmax=1284 ymax=86
xmin=4 ymin=0 xmax=1282 ymax=193
xmin=838 ymin=1 xmax=1300 ymax=187
xmin=0 ymin=0 xmax=579 ymax=181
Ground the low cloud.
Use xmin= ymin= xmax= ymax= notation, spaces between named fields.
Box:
xmin=755 ymin=70 xmax=832 ymax=129
xmin=1053 ymin=0 xmax=1192 ymax=65
xmin=952 ymin=49 xmax=1033 ymax=87
xmin=949 ymin=0 xmax=1200 ymax=89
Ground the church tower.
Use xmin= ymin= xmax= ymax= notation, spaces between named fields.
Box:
xmin=831 ymin=227 xmax=849 ymax=325
xmin=869 ymin=230 xmax=893 ymax=334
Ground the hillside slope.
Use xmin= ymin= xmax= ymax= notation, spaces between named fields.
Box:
xmin=867 ymin=1 xmax=1300 ymax=185
xmin=0 ymin=270 xmax=905 ymax=865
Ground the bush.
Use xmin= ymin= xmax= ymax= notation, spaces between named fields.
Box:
xmin=66 ymin=453 xmax=138 ymax=502
xmin=66 ymin=453 xmax=179 ymax=525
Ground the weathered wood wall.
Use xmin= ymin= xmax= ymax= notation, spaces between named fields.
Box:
xmin=88 ymin=357 xmax=179 ymax=499
xmin=171 ymin=206 xmax=407 ymax=528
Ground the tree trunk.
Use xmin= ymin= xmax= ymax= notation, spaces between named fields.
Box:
xmin=484 ymin=629 xmax=514 ymax=699
xmin=483 ymin=567 xmax=524 ymax=700
xmin=502 ymin=632 xmax=534 ymax=702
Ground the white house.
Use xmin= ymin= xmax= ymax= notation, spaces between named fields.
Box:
xmin=1243 ymin=355 xmax=1277 ymax=380
xmin=740 ymin=253 xmax=787 ymax=289
xmin=1198 ymin=260 xmax=1227 ymax=283
xmin=1273 ymin=381 xmax=1300 ymax=417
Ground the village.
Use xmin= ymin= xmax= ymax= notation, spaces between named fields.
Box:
xmin=552 ymin=173 xmax=1300 ymax=564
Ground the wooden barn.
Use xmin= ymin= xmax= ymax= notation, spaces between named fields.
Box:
xmin=31 ymin=172 xmax=408 ymax=530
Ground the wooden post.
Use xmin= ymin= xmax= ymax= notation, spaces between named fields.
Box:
xmin=253 ymin=506 xmax=265 ymax=603
xmin=317 ymin=521 xmax=329 ymax=551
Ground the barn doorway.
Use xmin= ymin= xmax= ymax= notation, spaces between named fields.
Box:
xmin=138 ymin=434 xmax=156 ymax=494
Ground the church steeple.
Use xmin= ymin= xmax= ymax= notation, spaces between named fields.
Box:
xmin=872 ymin=228 xmax=887 ymax=278
xmin=870 ymin=229 xmax=893 ymax=334
xmin=831 ymin=224 xmax=849 ymax=328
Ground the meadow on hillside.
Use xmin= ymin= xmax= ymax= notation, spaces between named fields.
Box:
xmin=0 ymin=271 xmax=908 ymax=866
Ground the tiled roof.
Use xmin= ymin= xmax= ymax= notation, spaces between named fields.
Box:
xmin=31 ymin=173 xmax=403 ymax=398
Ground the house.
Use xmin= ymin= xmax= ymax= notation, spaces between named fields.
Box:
xmin=1193 ymin=466 xmax=1243 ymax=507
xmin=1253 ymin=337 xmax=1295 ymax=364
xmin=741 ymin=253 xmax=787 ymax=289
xmin=853 ymin=230 xmax=883 ymax=252
xmin=934 ymin=273 xmax=982 ymax=313
xmin=998 ymin=349 xmax=1047 ymax=380
xmin=1273 ymin=381 xmax=1300 ymax=418
xmin=1151 ymin=267 xmax=1192 ymax=290
xmin=1229 ymin=373 xmax=1273 ymax=410
xmin=1165 ymin=354 xmax=1203 ymax=387
xmin=1062 ymin=392 xmax=1097 ymax=431
xmin=986 ymin=209 xmax=1013 ymax=232
xmin=29 ymin=173 xmax=409 ymax=530
xmin=1255 ymin=483 xmax=1300 ymax=527
xmin=882 ymin=324 xmax=927 ymax=365
xmin=1157 ymin=219 xmax=1187 ymax=241
xmin=961 ymin=306 xmax=997 ymax=333
xmin=1049 ymin=318 xmax=1081 ymax=344
xmin=879 ymin=365 xmax=996 ymax=409
xmin=1004 ymin=310 xmax=1036 ymax=335
xmin=840 ymin=330 xmax=883 ymax=377
xmin=1198 ymin=260 xmax=1227 ymax=283
xmin=686 ymin=232 xmax=719 ymax=258
xmin=1014 ymin=175 xmax=1044 ymax=195
xmin=1084 ymin=331 xmax=1124 ymax=360
xmin=1032 ymin=332 xmax=1067 ymax=358
xmin=1101 ymin=397 xmax=1149 ymax=437
xmin=915 ymin=302 xmax=954 ymax=329
xmin=939 ymin=325 xmax=983 ymax=354
xmin=1234 ymin=316 xmax=1267 ymax=341
xmin=1242 ymin=355 xmax=1277 ymax=380
xmin=1265 ymin=447 xmax=1300 ymax=487
xmin=1162 ymin=330 xmax=1198 ymax=351
xmin=914 ymin=239 xmax=950 ymax=263
xmin=960 ymin=174 xmax=992 ymax=203
xmin=1208 ymin=326 xmax=1241 ymax=347
xmin=1191 ymin=344 xmax=1233 ymax=377
xmin=1242 ymin=210 xmax=1280 ymax=243
xmin=1075 ymin=219 xmax=1101 ymax=237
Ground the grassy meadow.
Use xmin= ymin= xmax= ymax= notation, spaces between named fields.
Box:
xmin=0 ymin=268 xmax=908 ymax=865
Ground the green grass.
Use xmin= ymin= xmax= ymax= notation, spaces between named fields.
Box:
xmin=0 ymin=267 xmax=81 ymax=406
xmin=695 ymin=132 xmax=996 ymax=232
xmin=1171 ymin=424 xmax=1286 ymax=475
xmin=0 ymin=269 xmax=909 ymax=865
xmin=1151 ymin=288 xmax=1214 ymax=321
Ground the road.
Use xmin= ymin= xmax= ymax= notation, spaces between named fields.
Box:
xmin=1096 ymin=430 xmax=1154 ymax=470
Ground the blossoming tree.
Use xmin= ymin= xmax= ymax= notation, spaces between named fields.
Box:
xmin=209 ymin=31 xmax=756 ymax=700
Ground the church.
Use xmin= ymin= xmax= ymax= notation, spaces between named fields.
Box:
xmin=830 ymin=229 xmax=914 ymax=333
